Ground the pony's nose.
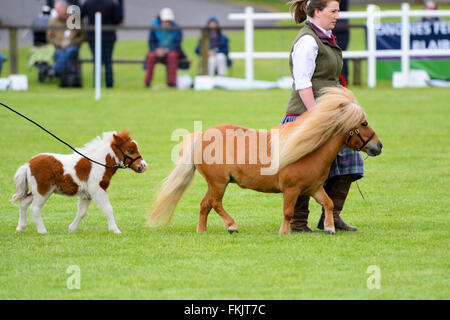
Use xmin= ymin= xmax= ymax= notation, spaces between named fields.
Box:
xmin=378 ymin=141 xmax=383 ymax=150
xmin=139 ymin=160 xmax=148 ymax=173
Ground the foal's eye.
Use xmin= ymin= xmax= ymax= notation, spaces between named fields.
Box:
xmin=127 ymin=149 xmax=135 ymax=154
xmin=362 ymin=122 xmax=368 ymax=127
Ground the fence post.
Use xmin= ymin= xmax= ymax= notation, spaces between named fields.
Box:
xmin=401 ymin=2 xmax=410 ymax=83
xmin=366 ymin=5 xmax=377 ymax=88
xmin=9 ymin=27 xmax=18 ymax=74
xmin=201 ymin=28 xmax=209 ymax=75
xmin=95 ymin=12 xmax=102 ymax=101
xmin=244 ymin=6 xmax=254 ymax=87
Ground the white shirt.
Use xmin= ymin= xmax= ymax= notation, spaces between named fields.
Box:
xmin=292 ymin=24 xmax=333 ymax=90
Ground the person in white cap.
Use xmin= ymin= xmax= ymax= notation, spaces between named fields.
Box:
xmin=145 ymin=8 xmax=184 ymax=87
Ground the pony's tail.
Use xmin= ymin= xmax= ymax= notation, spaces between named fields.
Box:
xmin=147 ymin=133 xmax=199 ymax=227
xmin=12 ymin=164 xmax=30 ymax=203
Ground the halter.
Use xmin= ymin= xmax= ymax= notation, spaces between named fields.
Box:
xmin=346 ymin=128 xmax=376 ymax=151
xmin=116 ymin=148 xmax=142 ymax=169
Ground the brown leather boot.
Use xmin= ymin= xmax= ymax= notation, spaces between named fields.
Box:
xmin=317 ymin=175 xmax=357 ymax=232
xmin=290 ymin=195 xmax=314 ymax=233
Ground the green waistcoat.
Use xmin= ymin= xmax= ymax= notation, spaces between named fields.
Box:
xmin=286 ymin=24 xmax=343 ymax=115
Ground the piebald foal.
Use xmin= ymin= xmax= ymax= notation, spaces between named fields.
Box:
xmin=12 ymin=129 xmax=147 ymax=234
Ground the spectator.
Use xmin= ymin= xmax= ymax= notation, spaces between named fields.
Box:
xmin=334 ymin=0 xmax=349 ymax=81
xmin=195 ymin=17 xmax=231 ymax=77
xmin=29 ymin=5 xmax=55 ymax=82
xmin=82 ymin=0 xmax=123 ymax=88
xmin=0 ymin=50 xmax=5 ymax=77
xmin=46 ymin=0 xmax=84 ymax=77
xmin=145 ymin=8 xmax=183 ymax=88
xmin=422 ymin=0 xmax=442 ymax=22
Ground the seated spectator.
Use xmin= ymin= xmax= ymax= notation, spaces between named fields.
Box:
xmin=46 ymin=0 xmax=84 ymax=77
xmin=195 ymin=17 xmax=231 ymax=77
xmin=145 ymin=8 xmax=183 ymax=88
xmin=421 ymin=0 xmax=442 ymax=22
xmin=28 ymin=5 xmax=55 ymax=82
xmin=0 ymin=50 xmax=5 ymax=77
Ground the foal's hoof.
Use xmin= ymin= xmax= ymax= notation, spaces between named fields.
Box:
xmin=228 ymin=229 xmax=239 ymax=234
xmin=324 ymin=228 xmax=335 ymax=235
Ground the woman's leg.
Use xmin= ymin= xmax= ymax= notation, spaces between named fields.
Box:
xmin=165 ymin=50 xmax=179 ymax=87
xmin=103 ymin=41 xmax=115 ymax=88
xmin=145 ymin=51 xmax=158 ymax=86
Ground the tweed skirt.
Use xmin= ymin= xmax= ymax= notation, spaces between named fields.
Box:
xmin=281 ymin=114 xmax=364 ymax=182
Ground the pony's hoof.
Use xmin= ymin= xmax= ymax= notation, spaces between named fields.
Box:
xmin=228 ymin=229 xmax=239 ymax=234
xmin=324 ymin=229 xmax=335 ymax=235
xmin=15 ymin=228 xmax=24 ymax=233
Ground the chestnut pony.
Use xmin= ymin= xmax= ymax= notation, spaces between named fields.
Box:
xmin=12 ymin=129 xmax=147 ymax=234
xmin=147 ymin=87 xmax=382 ymax=235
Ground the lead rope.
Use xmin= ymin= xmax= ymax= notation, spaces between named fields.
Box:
xmin=355 ymin=180 xmax=365 ymax=200
xmin=1 ymin=101 xmax=126 ymax=169
xmin=356 ymin=155 xmax=370 ymax=200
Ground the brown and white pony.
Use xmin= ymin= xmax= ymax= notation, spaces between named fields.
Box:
xmin=147 ymin=87 xmax=382 ymax=235
xmin=12 ymin=129 xmax=147 ymax=234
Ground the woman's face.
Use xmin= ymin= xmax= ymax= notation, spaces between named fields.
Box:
xmin=208 ymin=21 xmax=218 ymax=30
xmin=314 ymin=1 xmax=340 ymax=31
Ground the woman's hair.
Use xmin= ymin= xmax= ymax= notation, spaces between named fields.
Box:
xmin=288 ymin=0 xmax=340 ymax=24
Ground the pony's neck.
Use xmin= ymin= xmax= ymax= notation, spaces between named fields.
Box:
xmin=316 ymin=133 xmax=348 ymax=167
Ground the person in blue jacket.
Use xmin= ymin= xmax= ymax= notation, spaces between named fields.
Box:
xmin=195 ymin=17 xmax=231 ymax=76
xmin=145 ymin=8 xmax=183 ymax=87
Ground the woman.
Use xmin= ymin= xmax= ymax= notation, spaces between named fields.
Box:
xmin=195 ymin=17 xmax=230 ymax=76
xmin=145 ymin=8 xmax=183 ymax=88
xmin=283 ymin=0 xmax=363 ymax=232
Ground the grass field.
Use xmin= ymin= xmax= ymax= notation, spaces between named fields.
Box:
xmin=0 ymin=84 xmax=449 ymax=299
xmin=0 ymin=1 xmax=449 ymax=300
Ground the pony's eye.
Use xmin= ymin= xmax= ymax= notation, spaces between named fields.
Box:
xmin=127 ymin=149 xmax=135 ymax=154
xmin=362 ymin=122 xmax=368 ymax=127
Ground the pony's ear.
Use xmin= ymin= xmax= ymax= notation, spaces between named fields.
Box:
xmin=113 ymin=129 xmax=131 ymax=146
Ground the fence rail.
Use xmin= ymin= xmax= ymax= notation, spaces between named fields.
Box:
xmin=2 ymin=2 xmax=450 ymax=88
xmin=0 ymin=23 xmax=363 ymax=77
xmin=229 ymin=3 xmax=450 ymax=87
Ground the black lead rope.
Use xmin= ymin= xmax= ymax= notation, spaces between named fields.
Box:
xmin=1 ymin=101 xmax=132 ymax=170
xmin=355 ymin=180 xmax=366 ymax=200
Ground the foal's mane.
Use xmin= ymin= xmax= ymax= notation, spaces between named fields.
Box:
xmin=76 ymin=131 xmax=116 ymax=155
xmin=278 ymin=87 xmax=366 ymax=170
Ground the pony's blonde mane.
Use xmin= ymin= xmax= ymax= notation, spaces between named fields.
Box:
xmin=76 ymin=131 xmax=116 ymax=155
xmin=278 ymin=87 xmax=366 ymax=170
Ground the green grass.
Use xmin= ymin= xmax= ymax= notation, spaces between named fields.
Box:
xmin=0 ymin=1 xmax=449 ymax=299
xmin=0 ymin=84 xmax=449 ymax=299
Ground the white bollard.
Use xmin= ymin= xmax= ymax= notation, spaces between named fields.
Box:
xmin=244 ymin=6 xmax=254 ymax=88
xmin=95 ymin=12 xmax=102 ymax=101
xmin=401 ymin=3 xmax=410 ymax=85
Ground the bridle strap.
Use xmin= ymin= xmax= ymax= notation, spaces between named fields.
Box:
xmin=117 ymin=148 xmax=142 ymax=169
xmin=347 ymin=128 xmax=376 ymax=151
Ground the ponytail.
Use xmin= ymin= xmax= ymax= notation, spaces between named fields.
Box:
xmin=288 ymin=0 xmax=308 ymax=24
xmin=288 ymin=0 xmax=340 ymax=24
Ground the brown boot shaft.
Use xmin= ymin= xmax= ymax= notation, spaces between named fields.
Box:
xmin=290 ymin=195 xmax=314 ymax=233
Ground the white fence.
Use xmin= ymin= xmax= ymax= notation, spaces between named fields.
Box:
xmin=228 ymin=3 xmax=450 ymax=88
